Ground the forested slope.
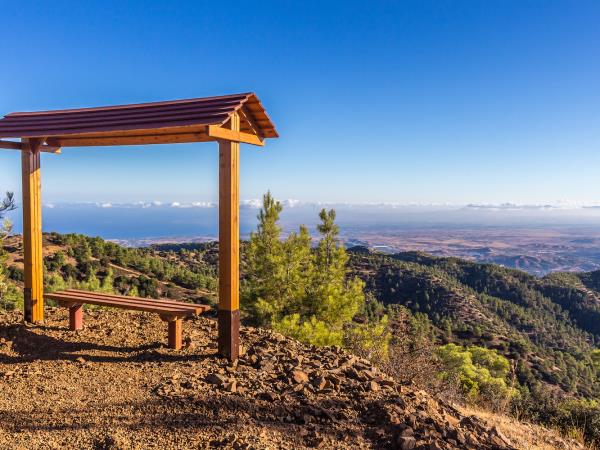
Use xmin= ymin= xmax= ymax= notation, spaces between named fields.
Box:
xmin=348 ymin=249 xmax=600 ymax=399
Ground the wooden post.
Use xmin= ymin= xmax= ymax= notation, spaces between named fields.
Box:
xmin=168 ymin=318 xmax=182 ymax=350
xmin=21 ymin=139 xmax=44 ymax=323
xmin=218 ymin=112 xmax=240 ymax=361
xmin=69 ymin=304 xmax=83 ymax=330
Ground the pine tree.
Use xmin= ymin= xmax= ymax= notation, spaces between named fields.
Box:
xmin=0 ymin=192 xmax=15 ymax=217
xmin=309 ymin=209 xmax=365 ymax=325
xmin=244 ymin=194 xmax=387 ymax=352
xmin=279 ymin=225 xmax=313 ymax=315
xmin=274 ymin=208 xmax=367 ymax=347
xmin=0 ymin=192 xmax=20 ymax=310
xmin=243 ymin=191 xmax=285 ymax=324
xmin=101 ymin=268 xmax=115 ymax=293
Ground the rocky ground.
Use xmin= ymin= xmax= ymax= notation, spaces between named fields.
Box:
xmin=0 ymin=308 xmax=583 ymax=449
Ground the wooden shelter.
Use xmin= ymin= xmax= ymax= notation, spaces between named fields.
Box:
xmin=0 ymin=93 xmax=278 ymax=361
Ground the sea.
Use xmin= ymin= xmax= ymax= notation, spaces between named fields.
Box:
xmin=5 ymin=202 xmax=600 ymax=245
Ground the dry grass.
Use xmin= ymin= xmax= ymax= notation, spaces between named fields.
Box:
xmin=458 ymin=404 xmax=588 ymax=450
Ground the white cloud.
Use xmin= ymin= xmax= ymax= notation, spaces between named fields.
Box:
xmin=463 ymin=201 xmax=599 ymax=211
xmin=282 ymin=199 xmax=302 ymax=208
xmin=40 ymin=199 xmax=600 ymax=211
xmin=191 ymin=201 xmax=215 ymax=208
xmin=240 ymin=199 xmax=263 ymax=209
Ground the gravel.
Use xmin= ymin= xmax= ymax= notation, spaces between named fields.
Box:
xmin=0 ymin=308 xmax=517 ymax=449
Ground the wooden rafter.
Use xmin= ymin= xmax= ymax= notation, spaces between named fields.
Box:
xmin=238 ymin=106 xmax=264 ymax=139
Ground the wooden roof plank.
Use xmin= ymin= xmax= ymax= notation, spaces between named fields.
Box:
xmin=7 ymin=93 xmax=250 ymax=117
xmin=0 ymin=113 xmax=230 ymax=133
xmin=0 ymin=93 xmax=278 ymax=143
xmin=0 ymin=103 xmax=241 ymax=126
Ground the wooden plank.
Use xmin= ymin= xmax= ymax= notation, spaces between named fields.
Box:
xmin=218 ymin=112 xmax=241 ymax=361
xmin=21 ymin=140 xmax=44 ymax=322
xmin=48 ymin=291 xmax=191 ymax=311
xmin=0 ymin=102 xmax=240 ymax=126
xmin=0 ymin=140 xmax=61 ymax=153
xmin=47 ymin=290 xmax=207 ymax=314
xmin=63 ymin=289 xmax=209 ymax=311
xmin=48 ymin=124 xmax=209 ymax=139
xmin=6 ymin=94 xmax=247 ymax=118
xmin=48 ymin=132 xmax=211 ymax=147
xmin=46 ymin=293 xmax=198 ymax=316
xmin=207 ymin=125 xmax=264 ymax=147
xmin=3 ymin=119 xmax=226 ymax=139
xmin=0 ymin=111 xmax=231 ymax=133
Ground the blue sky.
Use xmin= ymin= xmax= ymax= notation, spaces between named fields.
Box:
xmin=1 ymin=0 xmax=599 ymax=205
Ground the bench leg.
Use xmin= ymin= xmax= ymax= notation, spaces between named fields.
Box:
xmin=69 ymin=304 xmax=83 ymax=331
xmin=168 ymin=318 xmax=182 ymax=350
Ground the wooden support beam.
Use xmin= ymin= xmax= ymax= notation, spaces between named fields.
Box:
xmin=218 ymin=112 xmax=240 ymax=362
xmin=48 ymin=132 xmax=210 ymax=148
xmin=0 ymin=139 xmax=61 ymax=153
xmin=21 ymin=139 xmax=44 ymax=323
xmin=0 ymin=140 xmax=21 ymax=150
xmin=207 ymin=125 xmax=264 ymax=147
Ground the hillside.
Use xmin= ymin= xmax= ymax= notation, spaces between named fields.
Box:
xmin=348 ymin=249 xmax=600 ymax=400
xmin=3 ymin=232 xmax=218 ymax=305
xmin=3 ymin=233 xmax=600 ymax=400
xmin=2 ymin=233 xmax=600 ymax=447
xmin=0 ymin=307 xmax=584 ymax=449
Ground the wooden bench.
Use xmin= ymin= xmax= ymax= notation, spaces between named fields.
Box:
xmin=45 ymin=289 xmax=210 ymax=350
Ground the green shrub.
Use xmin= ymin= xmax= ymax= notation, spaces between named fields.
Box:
xmin=436 ymin=343 xmax=517 ymax=409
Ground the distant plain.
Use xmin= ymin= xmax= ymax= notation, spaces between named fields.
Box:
xmin=7 ymin=202 xmax=600 ymax=276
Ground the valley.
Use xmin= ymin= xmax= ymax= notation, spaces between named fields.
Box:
xmin=342 ymin=226 xmax=600 ymax=276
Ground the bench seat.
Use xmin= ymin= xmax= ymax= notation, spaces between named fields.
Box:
xmin=45 ymin=289 xmax=210 ymax=350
